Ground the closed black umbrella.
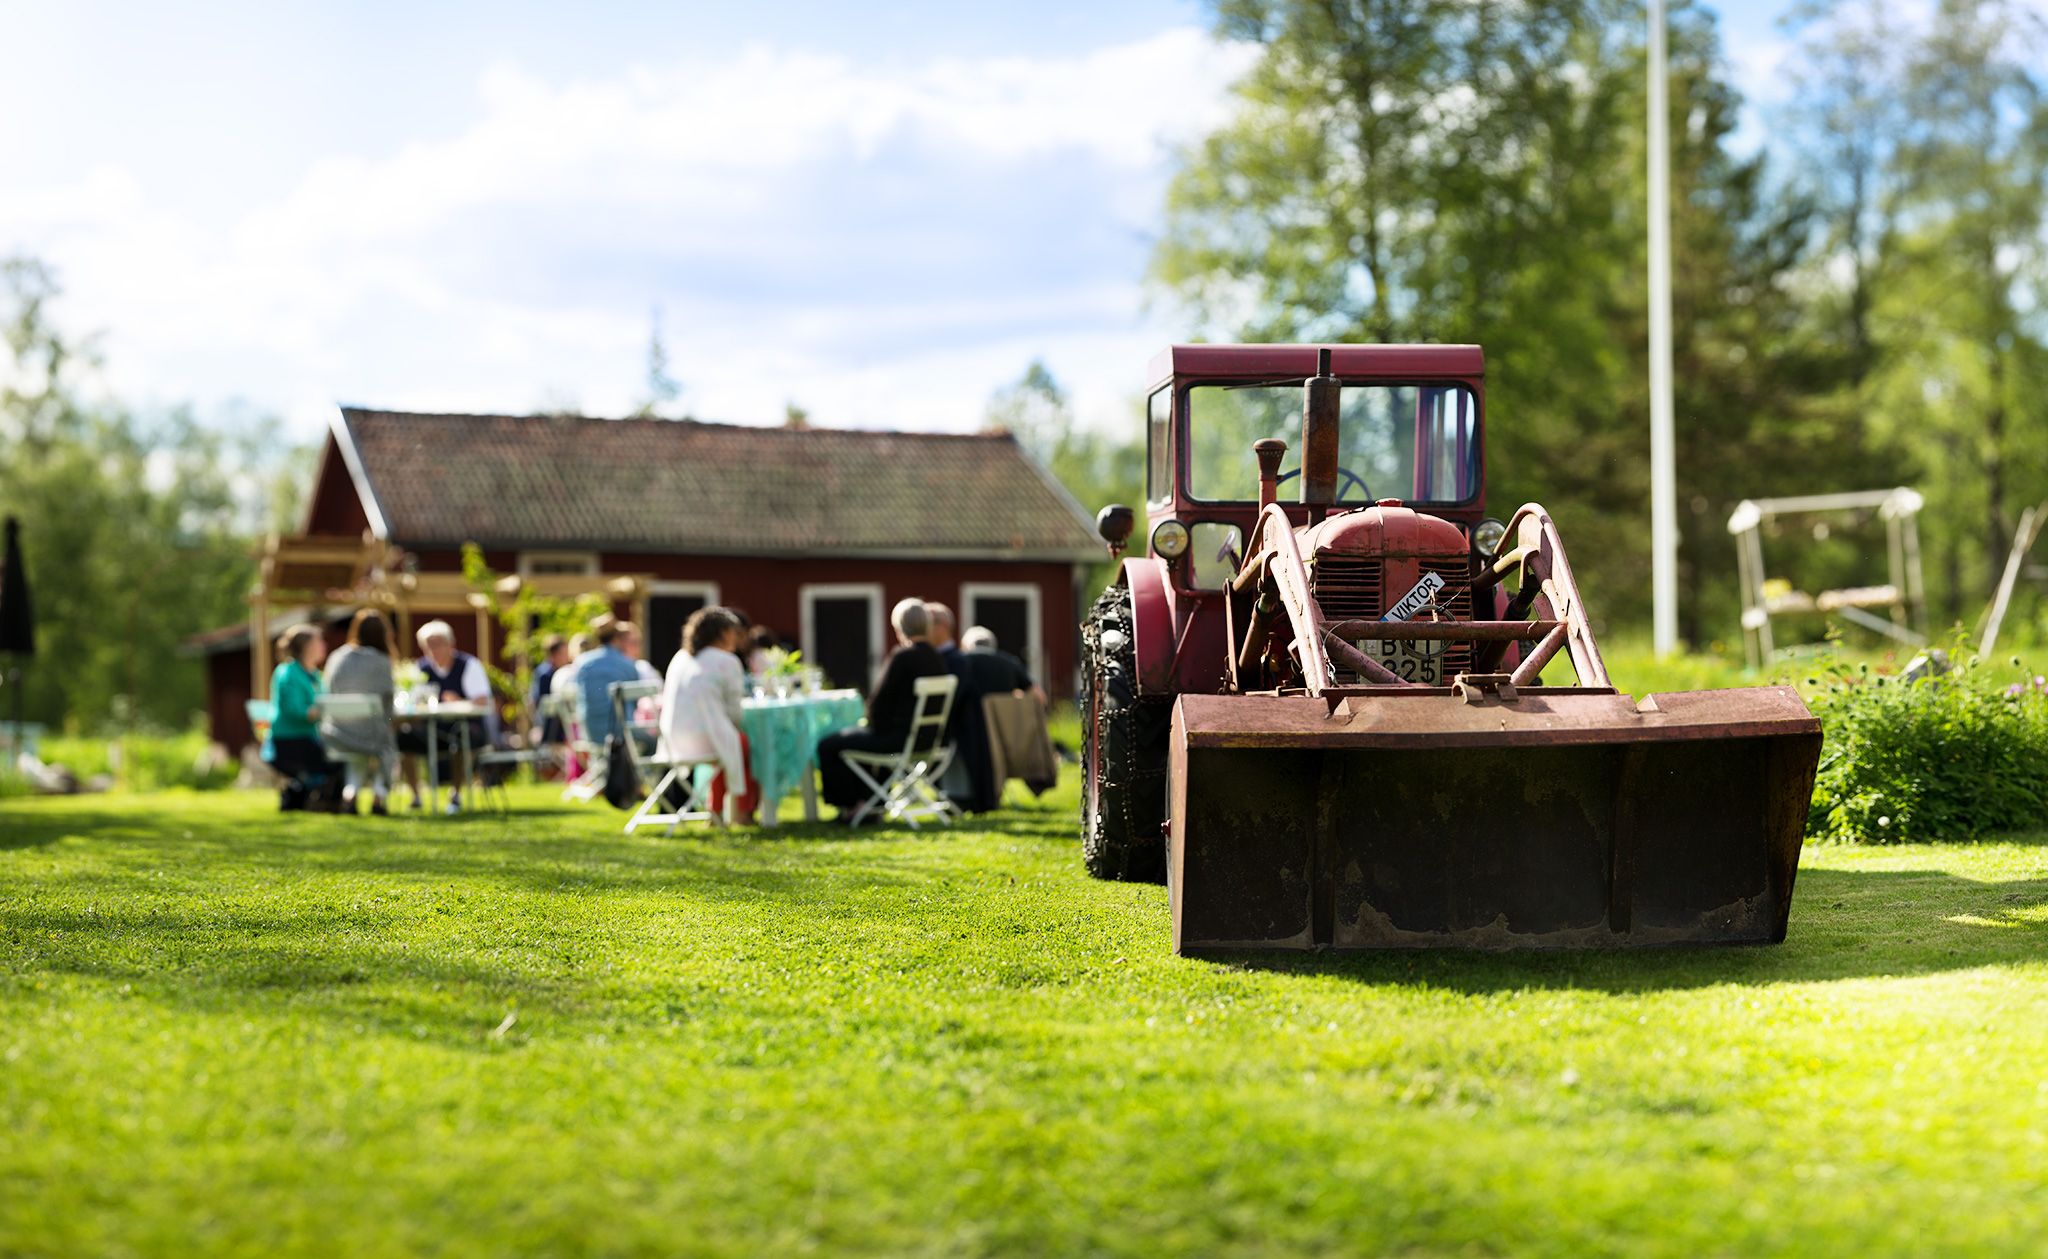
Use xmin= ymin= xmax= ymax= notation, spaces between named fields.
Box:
xmin=0 ymin=516 xmax=32 ymax=770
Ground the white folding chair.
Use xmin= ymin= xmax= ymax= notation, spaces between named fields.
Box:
xmin=457 ymin=685 xmax=559 ymax=812
xmin=558 ymin=692 xmax=609 ymax=803
xmin=316 ymin=691 xmax=392 ymax=797
xmin=841 ymin=674 xmax=961 ymax=828
xmin=318 ymin=692 xmax=385 ymax=721
xmin=611 ymin=680 xmax=728 ymax=835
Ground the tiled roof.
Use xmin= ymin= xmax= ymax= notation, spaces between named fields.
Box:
xmin=335 ymin=409 xmax=1101 ymax=560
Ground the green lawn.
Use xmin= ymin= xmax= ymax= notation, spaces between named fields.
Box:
xmin=5 ymin=777 xmax=2048 ymax=1257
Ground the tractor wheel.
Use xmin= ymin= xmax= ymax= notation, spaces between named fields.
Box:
xmin=1081 ymin=581 xmax=1172 ymax=883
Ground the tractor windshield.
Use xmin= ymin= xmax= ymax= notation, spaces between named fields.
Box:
xmin=1185 ymin=382 xmax=1478 ymax=504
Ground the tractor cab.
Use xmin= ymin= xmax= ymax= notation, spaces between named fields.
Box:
xmin=1098 ymin=344 xmax=1504 ymax=696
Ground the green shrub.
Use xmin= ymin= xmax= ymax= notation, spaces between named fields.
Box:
xmin=1808 ymin=658 xmax=2048 ymax=842
xmin=35 ymin=723 xmax=237 ymax=793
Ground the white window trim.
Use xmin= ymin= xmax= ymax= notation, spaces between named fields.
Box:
xmin=648 ymin=579 xmax=719 ymax=605
xmin=517 ymin=550 xmax=601 ymax=577
xmin=799 ymin=582 xmax=886 ymax=692
xmin=959 ymin=581 xmax=1043 ymax=685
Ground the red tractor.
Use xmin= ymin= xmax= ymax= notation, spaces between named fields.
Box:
xmin=1080 ymin=344 xmax=1822 ymax=953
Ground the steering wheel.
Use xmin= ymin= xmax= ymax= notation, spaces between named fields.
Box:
xmin=1275 ymin=466 xmax=1374 ymax=502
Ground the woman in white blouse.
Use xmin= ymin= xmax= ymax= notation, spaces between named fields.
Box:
xmin=659 ymin=606 xmax=758 ymax=823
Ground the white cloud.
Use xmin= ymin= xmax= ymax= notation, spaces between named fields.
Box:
xmin=2 ymin=27 xmax=1255 ymax=438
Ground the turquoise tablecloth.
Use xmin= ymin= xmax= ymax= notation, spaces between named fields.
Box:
xmin=740 ymin=689 xmax=866 ymax=802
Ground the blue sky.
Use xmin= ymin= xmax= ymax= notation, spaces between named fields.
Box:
xmin=0 ymin=0 xmax=1850 ymax=439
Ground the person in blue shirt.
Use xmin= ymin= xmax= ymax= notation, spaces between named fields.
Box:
xmin=574 ymin=617 xmax=643 ymax=750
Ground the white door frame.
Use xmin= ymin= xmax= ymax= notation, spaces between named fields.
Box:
xmin=800 ymin=582 xmax=886 ymax=691
xmin=959 ymin=581 xmax=1043 ymax=684
xmin=648 ymin=579 xmax=720 ymax=605
xmin=645 ymin=581 xmax=720 ymax=664
xmin=517 ymin=550 xmax=601 ymax=577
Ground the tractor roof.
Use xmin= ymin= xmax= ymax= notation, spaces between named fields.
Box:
xmin=1148 ymin=344 xmax=1484 ymax=389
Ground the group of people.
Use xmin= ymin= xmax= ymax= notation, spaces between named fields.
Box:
xmin=263 ymin=610 xmax=491 ymax=814
xmin=262 ymin=593 xmax=1044 ymax=825
xmin=815 ymin=597 xmax=1044 ymax=822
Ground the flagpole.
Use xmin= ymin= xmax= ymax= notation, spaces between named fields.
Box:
xmin=1649 ymin=0 xmax=1678 ymax=657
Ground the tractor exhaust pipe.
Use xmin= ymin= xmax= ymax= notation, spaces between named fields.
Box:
xmin=1301 ymin=346 xmax=1340 ymax=520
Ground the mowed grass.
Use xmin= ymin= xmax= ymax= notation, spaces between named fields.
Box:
xmin=5 ymin=778 xmax=2048 ymax=1257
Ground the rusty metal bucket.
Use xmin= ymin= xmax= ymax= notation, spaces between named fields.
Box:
xmin=1167 ymin=686 xmax=1821 ymax=954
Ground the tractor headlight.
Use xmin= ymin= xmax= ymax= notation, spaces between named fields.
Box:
xmin=1151 ymin=519 xmax=1190 ymax=560
xmin=1473 ymin=518 xmax=1507 ymax=558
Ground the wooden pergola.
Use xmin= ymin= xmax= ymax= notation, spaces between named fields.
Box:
xmin=248 ymin=533 xmax=651 ymax=699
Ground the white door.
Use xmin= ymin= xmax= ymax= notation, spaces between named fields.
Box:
xmin=959 ymin=582 xmax=1042 ymax=685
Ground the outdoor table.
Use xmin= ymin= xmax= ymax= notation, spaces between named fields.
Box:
xmin=740 ymin=688 xmax=865 ymax=827
xmin=393 ymin=697 xmax=489 ymax=812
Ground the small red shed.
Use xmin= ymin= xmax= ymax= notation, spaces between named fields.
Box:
xmin=197 ymin=408 xmax=1101 ymax=751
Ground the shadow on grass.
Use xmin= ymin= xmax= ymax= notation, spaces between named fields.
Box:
xmin=1205 ymin=866 xmax=2048 ymax=994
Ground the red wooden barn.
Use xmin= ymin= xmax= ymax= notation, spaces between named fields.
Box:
xmin=197 ymin=408 xmax=1101 ymax=751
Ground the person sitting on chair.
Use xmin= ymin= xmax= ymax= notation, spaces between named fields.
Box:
xmin=817 ymin=597 xmax=948 ymax=820
xmin=659 ymin=606 xmax=759 ymax=825
xmin=617 ymin=620 xmax=662 ymax=685
xmin=925 ymin=602 xmax=998 ymax=814
xmin=573 ymin=615 xmax=643 ymax=753
xmin=265 ymin=623 xmax=342 ymax=812
xmin=397 ymin=619 xmax=492 ymax=813
xmin=321 ymin=608 xmax=399 ymax=815
xmin=530 ymin=634 xmax=569 ymax=748
xmin=550 ymin=632 xmax=590 ymax=701
xmin=747 ymin=626 xmax=781 ymax=675
xmin=960 ymin=626 xmax=1048 ymax=708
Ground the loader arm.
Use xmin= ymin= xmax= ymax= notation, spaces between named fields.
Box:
xmin=1237 ymin=500 xmax=1620 ymax=699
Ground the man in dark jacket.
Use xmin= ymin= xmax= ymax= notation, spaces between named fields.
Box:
xmin=530 ymin=635 xmax=569 ymax=749
xmin=926 ymin=603 xmax=998 ymax=814
xmin=817 ymin=598 xmax=949 ymax=818
xmin=959 ymin=626 xmax=1046 ymax=708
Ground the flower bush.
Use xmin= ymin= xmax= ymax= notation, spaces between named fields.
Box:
xmin=1807 ymin=655 xmax=2048 ymax=842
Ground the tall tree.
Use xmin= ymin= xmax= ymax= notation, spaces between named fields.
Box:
xmin=0 ymin=257 xmax=272 ymax=731
xmin=1887 ymin=0 xmax=2048 ymax=611
xmin=1153 ymin=0 xmax=1880 ymax=641
xmin=1787 ymin=0 xmax=2048 ymax=624
xmin=984 ymin=361 xmax=1143 ymax=597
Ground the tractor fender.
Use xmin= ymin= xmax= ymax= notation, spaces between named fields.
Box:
xmin=1123 ymin=557 xmax=1177 ymax=696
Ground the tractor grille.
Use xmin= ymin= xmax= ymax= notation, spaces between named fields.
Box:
xmin=1312 ymin=553 xmax=1475 ymax=682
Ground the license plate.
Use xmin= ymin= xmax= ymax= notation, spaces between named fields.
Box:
xmin=1358 ymin=637 xmax=1445 ymax=684
xmin=1360 ymin=571 xmax=1448 ymax=683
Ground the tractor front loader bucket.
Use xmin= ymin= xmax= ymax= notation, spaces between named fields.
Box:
xmin=1175 ymin=503 xmax=1823 ymax=954
xmin=1168 ymin=686 xmax=1821 ymax=953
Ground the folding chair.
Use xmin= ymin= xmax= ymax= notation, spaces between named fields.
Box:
xmin=451 ymin=686 xmax=554 ymax=814
xmin=316 ymin=691 xmax=391 ymax=800
xmin=474 ymin=736 xmax=554 ymax=815
xmin=610 ymin=680 xmax=728 ymax=835
xmin=841 ymin=674 xmax=960 ymax=828
xmin=558 ymin=692 xmax=609 ymax=803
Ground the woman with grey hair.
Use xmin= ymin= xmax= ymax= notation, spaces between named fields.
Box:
xmin=321 ymin=608 xmax=399 ymax=815
xmin=816 ymin=597 xmax=948 ymax=818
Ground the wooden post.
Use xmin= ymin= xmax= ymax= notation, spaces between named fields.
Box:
xmin=470 ymin=593 xmax=494 ymax=670
xmin=250 ymin=588 xmax=272 ymax=701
